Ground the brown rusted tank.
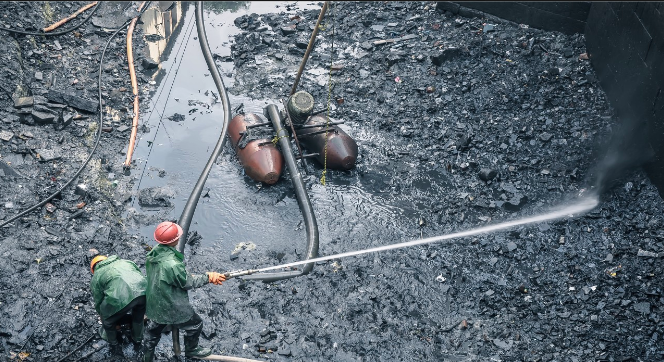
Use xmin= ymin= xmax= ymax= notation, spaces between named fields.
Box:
xmin=296 ymin=115 xmax=358 ymax=170
xmin=228 ymin=113 xmax=283 ymax=184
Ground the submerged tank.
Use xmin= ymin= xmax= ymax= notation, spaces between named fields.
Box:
xmin=228 ymin=113 xmax=283 ymax=184
xmin=296 ymin=114 xmax=358 ymax=170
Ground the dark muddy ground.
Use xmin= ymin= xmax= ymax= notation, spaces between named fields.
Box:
xmin=1 ymin=1 xmax=663 ymax=362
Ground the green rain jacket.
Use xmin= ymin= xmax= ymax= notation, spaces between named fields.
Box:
xmin=90 ymin=255 xmax=147 ymax=320
xmin=145 ymin=244 xmax=209 ymax=324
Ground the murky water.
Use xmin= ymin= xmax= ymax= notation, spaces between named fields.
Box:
xmin=127 ymin=1 xmax=411 ymax=261
xmin=124 ymin=1 xmax=558 ymax=272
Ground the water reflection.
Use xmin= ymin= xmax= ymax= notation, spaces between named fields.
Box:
xmin=140 ymin=1 xmax=187 ymax=80
xmin=204 ymin=1 xmax=250 ymax=13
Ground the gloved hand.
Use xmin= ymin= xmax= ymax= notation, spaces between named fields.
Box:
xmin=206 ymin=272 xmax=226 ymax=285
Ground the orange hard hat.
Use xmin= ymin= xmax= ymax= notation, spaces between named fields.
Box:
xmin=154 ymin=221 xmax=183 ymax=244
xmin=90 ymin=255 xmax=108 ymax=274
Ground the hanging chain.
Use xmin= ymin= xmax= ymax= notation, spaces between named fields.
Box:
xmin=321 ymin=2 xmax=335 ymax=186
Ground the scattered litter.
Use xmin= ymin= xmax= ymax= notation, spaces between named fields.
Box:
xmin=605 ymin=265 xmax=622 ymax=278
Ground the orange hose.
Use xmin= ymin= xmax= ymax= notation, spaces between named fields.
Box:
xmin=43 ymin=1 xmax=98 ymax=33
xmin=124 ymin=1 xmax=147 ymax=167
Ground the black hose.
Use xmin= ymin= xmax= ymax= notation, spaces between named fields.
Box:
xmin=176 ymin=1 xmax=232 ymax=253
xmin=54 ymin=333 xmax=96 ymax=362
xmin=0 ymin=2 xmax=101 ymax=37
xmin=240 ymin=105 xmax=319 ymax=282
xmin=0 ymin=4 xmax=152 ymax=229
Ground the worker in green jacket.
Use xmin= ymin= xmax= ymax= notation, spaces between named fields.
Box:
xmin=90 ymin=254 xmax=147 ymax=346
xmin=142 ymin=221 xmax=226 ymax=362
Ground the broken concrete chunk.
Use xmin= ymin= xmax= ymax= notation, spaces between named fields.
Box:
xmin=142 ymin=57 xmax=159 ymax=70
xmin=46 ymin=90 xmax=98 ymax=113
xmin=540 ymin=132 xmax=553 ymax=142
xmin=0 ymin=130 xmax=13 ymax=141
xmin=504 ymin=194 xmax=528 ymax=211
xmin=478 ymin=168 xmax=497 ymax=181
xmin=14 ymin=97 xmax=34 ymax=108
xmin=281 ymin=25 xmax=296 ymax=35
xmin=37 ymin=149 xmax=62 ymax=162
xmin=32 ymin=110 xmax=56 ymax=124
xmin=295 ymin=39 xmax=309 ymax=49
xmin=637 ymin=249 xmax=659 ymax=258
xmin=431 ymin=48 xmax=462 ymax=66
xmin=633 ymin=302 xmax=651 ymax=314
xmin=4 ymin=114 xmax=19 ymax=124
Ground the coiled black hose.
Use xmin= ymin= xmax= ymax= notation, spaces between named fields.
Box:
xmin=0 ymin=2 xmax=101 ymax=37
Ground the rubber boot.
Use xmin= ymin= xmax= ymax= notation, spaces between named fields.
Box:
xmin=99 ymin=326 xmax=119 ymax=346
xmin=142 ymin=349 xmax=155 ymax=362
xmin=131 ymin=321 xmax=144 ymax=345
xmin=183 ymin=337 xmax=211 ymax=358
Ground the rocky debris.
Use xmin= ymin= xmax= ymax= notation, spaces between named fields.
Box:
xmin=141 ymin=57 xmax=159 ymax=70
xmin=0 ymin=1 xmax=154 ymax=357
xmin=281 ymin=25 xmax=296 ymax=36
xmin=504 ymin=194 xmax=528 ymax=211
xmin=478 ymin=168 xmax=497 ymax=181
xmin=31 ymin=109 xmax=57 ymax=124
xmin=221 ymin=3 xmax=664 ymax=359
xmin=46 ymin=90 xmax=98 ymax=113
xmin=430 ymin=47 xmax=463 ymax=66
xmin=13 ymin=97 xmax=34 ymax=108
xmin=167 ymin=113 xmax=185 ymax=122
xmin=0 ymin=2 xmax=662 ymax=362
xmin=0 ymin=130 xmax=13 ymax=141
xmin=138 ymin=187 xmax=175 ymax=207
xmin=637 ymin=249 xmax=660 ymax=258
xmin=37 ymin=149 xmax=61 ymax=162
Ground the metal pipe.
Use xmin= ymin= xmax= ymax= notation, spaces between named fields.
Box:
xmin=281 ymin=98 xmax=307 ymax=169
xmin=289 ymin=1 xmax=329 ymax=96
xmin=295 ymin=120 xmax=345 ymax=129
xmin=176 ymin=1 xmax=232 ymax=253
xmin=240 ymin=104 xmax=319 ymax=282
xmin=172 ymin=1 xmax=232 ymax=354
xmin=222 ymin=195 xmax=600 ymax=278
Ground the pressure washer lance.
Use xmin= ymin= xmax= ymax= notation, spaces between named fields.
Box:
xmin=221 ymin=195 xmax=599 ymax=280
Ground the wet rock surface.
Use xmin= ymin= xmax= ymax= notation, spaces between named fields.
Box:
xmin=0 ymin=1 xmax=152 ymax=360
xmin=0 ymin=1 xmax=662 ymax=362
xmin=217 ymin=2 xmax=664 ymax=362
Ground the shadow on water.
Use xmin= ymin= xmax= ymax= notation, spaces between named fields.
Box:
xmin=124 ymin=1 xmax=465 ymax=267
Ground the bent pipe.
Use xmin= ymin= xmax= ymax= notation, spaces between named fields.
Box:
xmin=173 ymin=1 xmax=233 ymax=356
xmin=176 ymin=1 xmax=232 ymax=254
xmin=240 ymin=104 xmax=320 ymax=282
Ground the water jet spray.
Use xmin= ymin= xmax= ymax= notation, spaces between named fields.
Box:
xmin=222 ymin=194 xmax=599 ymax=280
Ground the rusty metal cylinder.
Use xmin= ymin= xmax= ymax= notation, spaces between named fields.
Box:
xmin=297 ymin=115 xmax=358 ymax=170
xmin=287 ymin=91 xmax=315 ymax=125
xmin=228 ymin=113 xmax=284 ymax=184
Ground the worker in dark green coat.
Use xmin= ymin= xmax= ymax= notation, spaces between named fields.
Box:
xmin=142 ymin=221 xmax=226 ymax=362
xmin=90 ymin=254 xmax=147 ymax=346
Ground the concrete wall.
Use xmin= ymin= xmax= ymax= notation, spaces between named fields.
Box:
xmin=585 ymin=3 xmax=664 ymax=196
xmin=436 ymin=2 xmax=591 ymax=35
